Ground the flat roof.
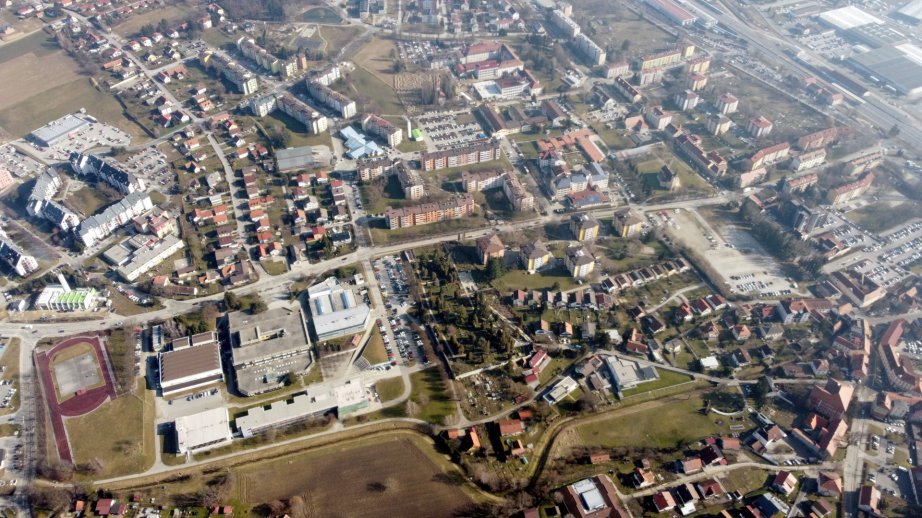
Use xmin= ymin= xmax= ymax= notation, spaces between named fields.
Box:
xmin=276 ymin=146 xmax=321 ymax=172
xmin=228 ymin=307 xmax=311 ymax=366
xmin=236 ymin=378 xmax=366 ymax=434
xmin=160 ymin=343 xmax=222 ymax=384
xmin=31 ymin=113 xmax=91 ymax=145
xmin=850 ymin=44 xmax=922 ymax=94
xmin=898 ymin=0 xmax=922 ymax=21
xmin=175 ymin=407 xmax=231 ymax=451
xmin=818 ymin=6 xmax=883 ymax=30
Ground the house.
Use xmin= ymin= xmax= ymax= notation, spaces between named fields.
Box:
xmin=817 ymin=471 xmax=843 ymax=497
xmin=754 ymin=424 xmax=786 ymax=447
xmin=588 ymin=451 xmax=610 ymax=464
xmin=652 ymin=490 xmax=676 ymax=513
xmin=681 ymin=457 xmax=703 ymax=474
xmin=697 ymin=479 xmax=723 ymax=499
xmin=521 ymin=241 xmax=552 ymax=273
xmin=96 ymin=499 xmax=115 ymax=516
xmin=732 ymin=324 xmax=751 ymax=341
xmin=699 ymin=444 xmax=723 ymax=465
xmin=498 ymin=419 xmax=524 ymax=436
xmin=808 ymin=378 xmax=854 ymax=420
xmin=633 ymin=467 xmax=655 ymax=488
xmin=772 ymin=471 xmax=797 ymax=496
xmin=476 ymin=234 xmax=505 ymax=265
xmin=858 ymin=485 xmax=880 ymax=514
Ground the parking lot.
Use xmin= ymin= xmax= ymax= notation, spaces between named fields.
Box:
xmin=823 ymin=214 xmax=921 ymax=286
xmin=417 ymin=111 xmax=487 ymax=150
xmin=372 ymin=255 xmax=428 ymax=366
xmin=120 ymin=146 xmax=170 ymax=187
xmin=0 ymin=144 xmax=46 ymax=180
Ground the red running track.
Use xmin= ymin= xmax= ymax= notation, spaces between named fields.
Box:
xmin=36 ymin=335 xmax=117 ymax=463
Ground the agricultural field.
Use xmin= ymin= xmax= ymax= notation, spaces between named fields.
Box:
xmin=235 ymin=433 xmax=478 ymax=517
xmin=0 ymin=33 xmax=142 ymax=139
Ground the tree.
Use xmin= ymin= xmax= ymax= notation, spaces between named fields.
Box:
xmin=594 ymin=329 xmax=611 ymax=349
xmin=224 ymin=291 xmax=242 ymax=311
xmin=889 ymin=124 xmax=901 ymax=138
xmin=485 ymin=257 xmax=506 ymax=281
xmin=250 ymin=298 xmax=268 ymax=314
xmin=267 ymin=124 xmax=291 ymax=149
xmin=621 ymin=39 xmax=631 ymax=52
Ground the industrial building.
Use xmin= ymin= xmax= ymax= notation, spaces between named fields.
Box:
xmin=605 ymin=357 xmax=659 ymax=391
xmin=158 ymin=342 xmax=224 ymax=397
xmin=236 ymin=378 xmax=368 ymax=437
xmin=849 ymin=44 xmax=922 ymax=97
xmin=817 ymin=6 xmax=883 ymax=30
xmin=307 ymin=277 xmax=371 ymax=341
xmin=276 ymin=146 xmax=325 ymax=173
xmin=227 ymin=306 xmax=313 ymax=396
xmin=173 ymin=407 xmax=232 ymax=454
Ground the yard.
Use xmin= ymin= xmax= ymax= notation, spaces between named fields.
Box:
xmin=66 ymin=379 xmax=155 ymax=479
xmin=490 ymin=266 xmax=579 ymax=293
xmin=67 ymin=185 xmax=113 ymax=216
xmin=575 ymin=393 xmax=724 ymax=449
xmin=234 ymin=432 xmax=478 ymax=516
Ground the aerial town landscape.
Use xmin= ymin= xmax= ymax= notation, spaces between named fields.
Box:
xmin=1 ymin=0 xmax=922 ymax=515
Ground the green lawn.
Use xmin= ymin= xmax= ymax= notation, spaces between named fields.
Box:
xmin=847 ymin=201 xmax=919 ymax=233
xmin=397 ymin=139 xmax=427 ymax=153
xmin=362 ymin=327 xmax=388 ymax=364
xmin=491 ymin=266 xmax=579 ymax=293
xmin=369 ymin=216 xmax=486 ymax=245
xmin=375 ymin=377 xmax=405 ymax=403
xmin=619 ymin=370 xmax=693 ymax=397
xmin=576 ymin=395 xmax=723 ymax=449
xmin=261 ymin=259 xmax=289 ymax=276
xmin=408 ymin=369 xmax=455 ymax=425
xmin=67 ymin=379 xmax=155 ymax=479
xmin=341 ymin=65 xmax=404 ymax=116
xmin=719 ymin=467 xmax=771 ymax=495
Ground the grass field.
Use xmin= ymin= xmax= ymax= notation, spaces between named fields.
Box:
xmin=299 ymin=6 xmax=343 ymax=23
xmin=409 ymin=369 xmax=455 ymax=425
xmin=318 ymin=25 xmax=364 ymax=55
xmin=340 ymin=65 xmax=404 ymax=116
xmin=235 ymin=432 xmax=476 ymax=516
xmin=576 ymin=394 xmax=723 ymax=449
xmin=112 ymin=5 xmax=198 ymax=38
xmin=353 ymin=36 xmax=398 ymax=85
xmin=66 ymin=379 xmax=155 ymax=479
xmin=109 ymin=290 xmax=157 ymax=316
xmin=374 ymin=377 xmax=405 ymax=403
xmin=68 ymin=186 xmax=112 ymax=216
xmin=491 ymin=266 xmax=579 ymax=293
xmin=369 ymin=216 xmax=486 ymax=245
xmin=261 ymin=259 xmax=289 ymax=276
xmin=847 ymin=201 xmax=919 ymax=233
xmin=0 ymin=339 xmax=19 ymax=416
xmin=619 ymin=370 xmax=693 ymax=397
xmin=362 ymin=327 xmax=388 ymax=365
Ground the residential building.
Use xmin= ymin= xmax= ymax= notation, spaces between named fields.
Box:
xmin=237 ymin=37 xmax=297 ymax=77
xmin=747 ymin=116 xmax=774 ymax=138
xmin=783 ymin=172 xmax=819 ymax=194
xmin=798 ymin=127 xmax=838 ymax=150
xmin=306 ymin=80 xmax=356 ymax=118
xmin=420 ymin=141 xmax=502 ymax=171
xmin=26 ymin=170 xmax=80 ymax=231
xmin=561 ymin=476 xmax=629 ymax=518
xmin=502 ymin=173 xmax=534 ymax=211
xmin=201 ymin=52 xmax=258 ymax=94
xmin=686 ymin=72 xmax=708 ymax=91
xmin=276 ymin=94 xmax=329 ymax=134
xmin=675 ymin=134 xmax=728 ymax=177
xmin=674 ymin=89 xmax=699 ymax=111
xmin=573 ymin=34 xmax=606 ymax=66
xmin=383 ymin=195 xmax=475 ymax=229
xmin=706 ymin=114 xmax=731 ymax=136
xmin=549 ymin=9 xmax=581 ymax=37
xmin=476 ymin=234 xmax=504 ymax=265
xmin=749 ymin=142 xmax=791 ymax=169
xmin=829 ymin=268 xmax=885 ymax=307
xmin=396 ymin=164 xmax=424 ymax=200
xmin=461 ymin=170 xmax=505 ymax=192
xmin=658 ymin=165 xmax=680 ymax=190
xmin=361 ymin=114 xmax=403 ymax=146
xmin=570 ymin=213 xmax=600 ymax=241
xmin=827 ymin=172 xmax=874 ymax=206
xmin=77 ymin=192 xmax=154 ymax=248
xmin=716 ymin=93 xmax=738 ymax=114
xmin=70 ymin=153 xmax=146 ymax=194
xmin=564 ymin=245 xmax=595 ymax=278
xmin=808 ymin=378 xmax=854 ymax=420
xmin=521 ymin=241 xmax=551 ymax=273
xmin=105 ymin=234 xmax=185 ymax=282
xmin=0 ymin=235 xmax=37 ymax=277
xmin=645 ymin=106 xmax=673 ymax=130
xmin=793 ymin=149 xmax=827 ymax=171
xmin=614 ymin=210 xmax=644 ymax=238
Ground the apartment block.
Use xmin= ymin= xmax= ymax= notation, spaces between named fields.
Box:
xmin=573 ymin=34 xmax=606 ymax=66
xmin=237 ymin=37 xmax=297 ymax=78
xmin=306 ymin=80 xmax=357 ymax=118
xmin=361 ymin=114 xmax=403 ymax=146
xmin=383 ymin=195 xmax=475 ymax=229
xmin=202 ymin=53 xmax=258 ymax=95
xmin=420 ymin=140 xmax=501 ymax=171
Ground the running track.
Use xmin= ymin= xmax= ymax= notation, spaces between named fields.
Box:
xmin=36 ymin=335 xmax=116 ymax=463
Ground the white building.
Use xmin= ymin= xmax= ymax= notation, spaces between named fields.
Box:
xmin=307 ymin=277 xmax=371 ymax=340
xmin=0 ymin=229 xmax=38 ymax=278
xmin=550 ymin=9 xmax=581 ymax=37
xmin=236 ymin=379 xmax=368 ymax=438
xmin=174 ymin=407 xmax=233 ymax=454
xmin=544 ymin=376 xmax=579 ymax=405
xmin=33 ymin=275 xmax=100 ymax=311
xmin=77 ymin=191 xmax=154 ymax=248
xmin=306 ymin=80 xmax=357 ymax=118
xmin=573 ymin=34 xmax=606 ymax=66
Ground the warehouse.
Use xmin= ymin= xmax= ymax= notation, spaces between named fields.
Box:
xmin=158 ymin=343 xmax=224 ymax=397
xmin=30 ymin=114 xmax=92 ymax=147
xmin=276 ymin=145 xmax=323 ymax=173
xmin=173 ymin=407 xmax=232 ymax=454
xmin=895 ymin=0 xmax=922 ymax=24
xmin=307 ymin=277 xmax=371 ymax=341
xmin=817 ymin=6 xmax=883 ymax=30
xmin=849 ymin=44 xmax=922 ymax=97
xmin=236 ymin=379 xmax=367 ymax=438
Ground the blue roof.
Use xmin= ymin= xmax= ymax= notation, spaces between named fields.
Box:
xmin=339 ymin=127 xmax=381 ymax=159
